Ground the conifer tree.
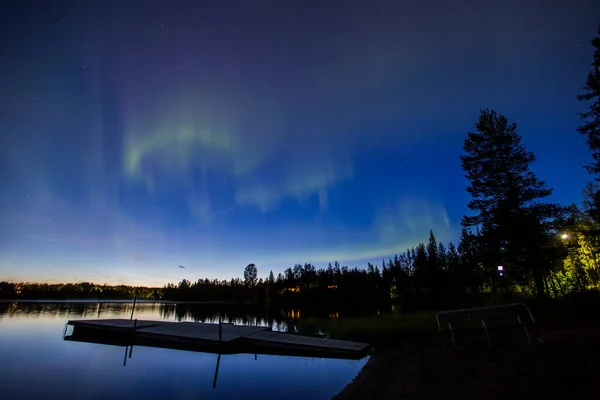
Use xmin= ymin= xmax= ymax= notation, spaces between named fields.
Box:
xmin=461 ymin=110 xmax=562 ymax=299
xmin=577 ymin=24 xmax=600 ymax=219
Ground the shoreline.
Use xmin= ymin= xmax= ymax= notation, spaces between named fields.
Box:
xmin=333 ymin=343 xmax=419 ymax=400
xmin=0 ymin=299 xmax=252 ymax=305
xmin=334 ymin=323 xmax=600 ymax=399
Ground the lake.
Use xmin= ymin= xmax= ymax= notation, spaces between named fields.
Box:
xmin=0 ymin=301 xmax=367 ymax=400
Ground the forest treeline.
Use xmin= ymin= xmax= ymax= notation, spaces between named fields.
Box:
xmin=0 ymin=282 xmax=159 ymax=300
xmin=2 ymin=25 xmax=600 ymax=312
xmin=1 ymin=211 xmax=597 ymax=311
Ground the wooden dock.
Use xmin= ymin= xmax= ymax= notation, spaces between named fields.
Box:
xmin=136 ymin=321 xmax=269 ymax=343
xmin=66 ymin=318 xmax=162 ymax=332
xmin=65 ymin=318 xmax=370 ymax=359
xmin=243 ymin=330 xmax=369 ymax=353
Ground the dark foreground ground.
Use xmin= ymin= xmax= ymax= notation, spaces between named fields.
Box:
xmin=335 ymin=319 xmax=600 ymax=399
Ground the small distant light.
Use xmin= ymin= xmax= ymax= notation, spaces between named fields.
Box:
xmin=561 ymin=233 xmax=569 ymax=240
xmin=497 ymin=266 xmax=504 ymax=271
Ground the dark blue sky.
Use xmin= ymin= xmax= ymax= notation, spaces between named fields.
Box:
xmin=1 ymin=0 xmax=598 ymax=285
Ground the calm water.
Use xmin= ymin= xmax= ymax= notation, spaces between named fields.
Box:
xmin=0 ymin=301 xmax=367 ymax=400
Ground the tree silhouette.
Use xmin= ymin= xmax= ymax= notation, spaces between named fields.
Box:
xmin=268 ymin=270 xmax=275 ymax=284
xmin=244 ymin=263 xmax=258 ymax=288
xmin=461 ymin=110 xmax=552 ymax=227
xmin=461 ymin=109 xmax=563 ymax=299
xmin=577 ymin=23 xmax=600 ymax=219
xmin=457 ymin=227 xmax=481 ymax=300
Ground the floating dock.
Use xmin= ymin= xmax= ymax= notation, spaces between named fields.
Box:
xmin=64 ymin=318 xmax=371 ymax=360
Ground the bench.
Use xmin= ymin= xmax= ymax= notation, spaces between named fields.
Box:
xmin=436 ymin=303 xmax=541 ymax=349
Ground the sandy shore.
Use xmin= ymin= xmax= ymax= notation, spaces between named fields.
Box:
xmin=333 ymin=344 xmax=418 ymax=400
xmin=334 ymin=324 xmax=600 ymax=399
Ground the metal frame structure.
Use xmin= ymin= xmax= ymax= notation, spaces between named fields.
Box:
xmin=435 ymin=302 xmax=542 ymax=349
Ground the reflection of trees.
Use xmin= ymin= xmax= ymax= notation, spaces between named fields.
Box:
xmin=160 ymin=303 xmax=270 ymax=325
xmin=0 ymin=302 xmax=10 ymax=319
xmin=0 ymin=302 xmax=167 ymax=319
xmin=0 ymin=300 xmax=341 ymax=340
xmin=156 ymin=303 xmax=311 ymax=333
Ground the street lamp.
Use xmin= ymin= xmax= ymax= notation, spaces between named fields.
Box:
xmin=561 ymin=233 xmax=569 ymax=240
xmin=497 ymin=265 xmax=504 ymax=277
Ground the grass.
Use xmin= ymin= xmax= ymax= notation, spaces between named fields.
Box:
xmin=296 ymin=312 xmax=438 ymax=346
xmin=295 ymin=292 xmax=600 ymax=347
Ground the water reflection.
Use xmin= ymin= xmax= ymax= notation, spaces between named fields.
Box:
xmin=119 ymin=339 xmax=225 ymax=389
xmin=0 ymin=301 xmax=335 ymax=334
xmin=0 ymin=300 xmax=157 ymax=320
xmin=282 ymin=308 xmax=302 ymax=320
xmin=0 ymin=301 xmax=367 ymax=400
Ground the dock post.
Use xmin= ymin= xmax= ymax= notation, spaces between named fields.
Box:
xmin=129 ymin=318 xmax=137 ymax=359
xmin=130 ymin=290 xmax=137 ymax=320
xmin=218 ymin=311 xmax=222 ymax=342
xmin=212 ymin=353 xmax=222 ymax=388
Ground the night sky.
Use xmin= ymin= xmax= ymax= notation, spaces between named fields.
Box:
xmin=1 ymin=0 xmax=599 ymax=286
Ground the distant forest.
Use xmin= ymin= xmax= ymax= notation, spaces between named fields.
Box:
xmin=2 ymin=25 xmax=600 ymax=312
xmin=1 ymin=213 xmax=598 ymax=312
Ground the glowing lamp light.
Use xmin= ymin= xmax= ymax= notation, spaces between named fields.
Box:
xmin=561 ymin=233 xmax=569 ymax=240
xmin=498 ymin=265 xmax=504 ymax=277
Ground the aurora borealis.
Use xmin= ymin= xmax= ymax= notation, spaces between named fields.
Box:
xmin=1 ymin=0 xmax=599 ymax=286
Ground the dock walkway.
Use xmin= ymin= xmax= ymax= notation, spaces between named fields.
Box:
xmin=138 ymin=321 xmax=269 ymax=342
xmin=65 ymin=318 xmax=370 ymax=359
xmin=67 ymin=318 xmax=161 ymax=332
xmin=245 ymin=330 xmax=368 ymax=352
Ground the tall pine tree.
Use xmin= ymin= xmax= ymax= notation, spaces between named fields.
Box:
xmin=461 ymin=110 xmax=552 ymax=227
xmin=457 ymin=227 xmax=480 ymax=298
xmin=268 ymin=270 xmax=275 ymax=284
xmin=578 ymin=23 xmax=600 ymax=174
xmin=577 ymin=23 xmax=600 ymax=220
xmin=461 ymin=109 xmax=562 ymax=299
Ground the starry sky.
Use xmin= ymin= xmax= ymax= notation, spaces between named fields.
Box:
xmin=1 ymin=0 xmax=599 ymax=286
